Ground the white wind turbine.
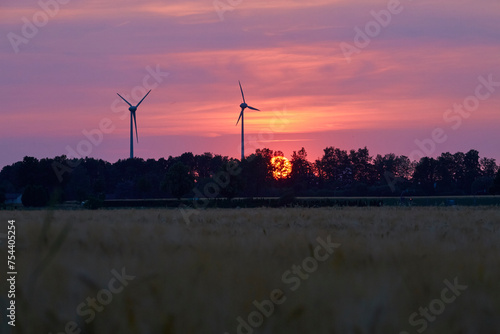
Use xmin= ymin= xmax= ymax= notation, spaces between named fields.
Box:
xmin=117 ymin=90 xmax=151 ymax=159
xmin=236 ymin=81 xmax=260 ymax=161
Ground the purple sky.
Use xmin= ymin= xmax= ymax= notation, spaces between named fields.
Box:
xmin=1 ymin=0 xmax=500 ymax=168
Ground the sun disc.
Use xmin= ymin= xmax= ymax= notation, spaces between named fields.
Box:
xmin=271 ymin=156 xmax=292 ymax=180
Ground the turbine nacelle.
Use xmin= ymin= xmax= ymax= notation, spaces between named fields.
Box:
xmin=236 ymin=81 xmax=260 ymax=126
xmin=129 ymin=106 xmax=137 ymax=112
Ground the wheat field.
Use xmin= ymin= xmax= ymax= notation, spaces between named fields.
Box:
xmin=1 ymin=207 xmax=499 ymax=334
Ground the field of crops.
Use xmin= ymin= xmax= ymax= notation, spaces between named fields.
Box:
xmin=1 ymin=207 xmax=499 ymax=334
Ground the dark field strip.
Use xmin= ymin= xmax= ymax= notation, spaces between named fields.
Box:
xmin=99 ymin=195 xmax=500 ymax=209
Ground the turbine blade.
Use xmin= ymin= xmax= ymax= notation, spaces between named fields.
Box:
xmin=247 ymin=106 xmax=260 ymax=111
xmin=136 ymin=89 xmax=151 ymax=107
xmin=238 ymin=80 xmax=246 ymax=104
xmin=117 ymin=93 xmax=132 ymax=107
xmin=236 ymin=109 xmax=243 ymax=126
xmin=133 ymin=111 xmax=138 ymax=143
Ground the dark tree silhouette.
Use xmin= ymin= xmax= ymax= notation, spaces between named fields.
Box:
xmin=464 ymin=149 xmax=481 ymax=194
xmin=161 ymin=162 xmax=194 ymax=199
xmin=218 ymin=159 xmax=244 ymax=200
xmin=453 ymin=152 xmax=466 ymax=190
xmin=1 ymin=147 xmax=498 ymax=206
xmin=480 ymin=157 xmax=498 ymax=178
xmin=349 ymin=147 xmax=374 ymax=184
xmin=0 ymin=187 xmax=5 ymax=205
xmin=241 ymin=152 xmax=271 ymax=196
xmin=490 ymin=169 xmax=500 ymax=194
xmin=22 ymin=184 xmax=49 ymax=207
xmin=435 ymin=152 xmax=457 ymax=194
xmin=317 ymin=147 xmax=349 ymax=183
xmin=290 ymin=147 xmax=314 ymax=194
xmin=413 ymin=157 xmax=437 ymax=194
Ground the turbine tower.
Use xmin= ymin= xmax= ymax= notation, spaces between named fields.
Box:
xmin=117 ymin=90 xmax=151 ymax=159
xmin=236 ymin=81 xmax=260 ymax=161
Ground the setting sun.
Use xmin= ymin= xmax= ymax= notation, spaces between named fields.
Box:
xmin=271 ymin=156 xmax=292 ymax=180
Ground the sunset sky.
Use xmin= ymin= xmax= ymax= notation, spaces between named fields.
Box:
xmin=1 ymin=0 xmax=500 ymax=168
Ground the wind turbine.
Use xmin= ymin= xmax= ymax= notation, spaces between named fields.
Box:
xmin=117 ymin=90 xmax=151 ymax=159
xmin=236 ymin=81 xmax=260 ymax=161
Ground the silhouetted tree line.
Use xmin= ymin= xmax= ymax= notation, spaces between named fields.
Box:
xmin=1 ymin=147 xmax=499 ymax=207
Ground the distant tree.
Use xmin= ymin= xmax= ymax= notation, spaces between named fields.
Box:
xmin=316 ymin=147 xmax=349 ymax=184
xmin=194 ymin=152 xmax=214 ymax=179
xmin=255 ymin=148 xmax=275 ymax=162
xmin=242 ymin=150 xmax=273 ymax=196
xmin=314 ymin=158 xmax=325 ymax=184
xmin=17 ymin=156 xmax=39 ymax=187
xmin=471 ymin=176 xmax=493 ymax=195
xmin=372 ymin=153 xmax=414 ymax=194
xmin=395 ymin=155 xmax=413 ymax=180
xmin=290 ymin=147 xmax=314 ymax=192
xmin=480 ymin=157 xmax=498 ymax=178
xmin=291 ymin=148 xmax=308 ymax=172
xmin=436 ymin=152 xmax=455 ymax=183
xmin=0 ymin=165 xmax=17 ymax=193
xmin=179 ymin=152 xmax=195 ymax=172
xmin=114 ymin=180 xmax=136 ymax=199
xmin=136 ymin=176 xmax=152 ymax=198
xmin=464 ymin=149 xmax=481 ymax=194
xmin=490 ymin=169 xmax=500 ymax=194
xmin=348 ymin=147 xmax=374 ymax=183
xmin=0 ymin=187 xmax=5 ymax=204
xmin=218 ymin=159 xmax=244 ymax=199
xmin=413 ymin=157 xmax=437 ymax=194
xmin=64 ymin=165 xmax=92 ymax=201
xmin=453 ymin=152 xmax=466 ymax=188
xmin=273 ymin=150 xmax=284 ymax=157
xmin=112 ymin=158 xmax=145 ymax=182
xmin=22 ymin=184 xmax=49 ymax=207
xmin=435 ymin=152 xmax=457 ymax=193
xmin=161 ymin=162 xmax=194 ymax=199
xmin=374 ymin=153 xmax=405 ymax=181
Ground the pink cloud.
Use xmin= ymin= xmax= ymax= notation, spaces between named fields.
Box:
xmin=1 ymin=0 xmax=500 ymax=168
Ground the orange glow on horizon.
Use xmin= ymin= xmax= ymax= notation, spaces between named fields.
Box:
xmin=271 ymin=156 xmax=292 ymax=180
